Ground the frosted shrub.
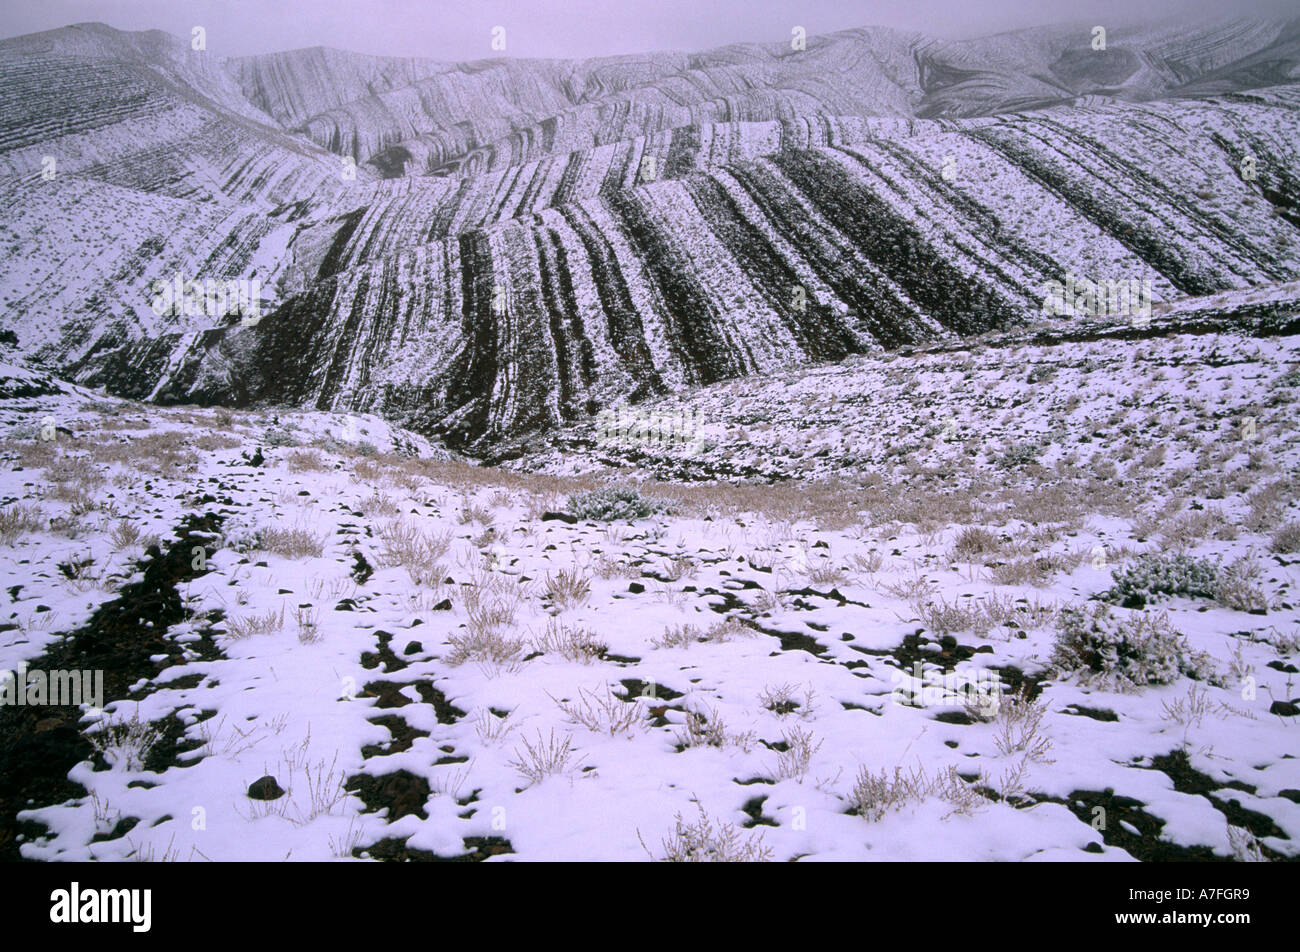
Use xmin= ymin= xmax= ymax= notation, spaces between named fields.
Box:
xmin=996 ymin=441 xmax=1041 ymax=469
xmin=567 ymin=486 xmax=666 ymax=522
xmin=1052 ymin=604 xmax=1218 ymax=689
xmin=263 ymin=426 xmax=298 ymax=447
xmin=1104 ymin=552 xmax=1219 ymax=608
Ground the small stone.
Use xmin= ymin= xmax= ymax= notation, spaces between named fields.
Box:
xmin=404 ymin=641 xmax=423 ymax=655
xmin=628 ymin=582 xmax=645 ymax=594
xmin=247 ymin=776 xmax=285 ymax=801
xmin=1269 ymin=700 xmax=1299 ymax=718
xmin=541 ymin=511 xmax=577 ymax=524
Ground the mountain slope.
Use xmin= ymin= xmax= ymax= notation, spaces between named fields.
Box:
xmin=1 ymin=19 xmax=1298 ymax=450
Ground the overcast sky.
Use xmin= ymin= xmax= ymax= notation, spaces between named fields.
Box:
xmin=2 ymin=0 xmax=1294 ymax=60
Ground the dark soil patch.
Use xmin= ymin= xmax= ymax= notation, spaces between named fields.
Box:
xmin=1062 ymin=704 xmax=1119 ymax=722
xmin=854 ymin=632 xmax=980 ymax=673
xmin=749 ymin=621 xmax=829 ymax=658
xmin=1144 ymin=749 xmax=1289 ymax=849
xmin=987 ymin=664 xmax=1046 ymax=700
xmin=1038 ymin=788 xmax=1223 ymax=862
xmin=90 ymin=816 xmax=139 ymax=843
xmin=354 ymin=835 xmax=514 ymax=862
xmin=741 ymin=795 xmax=778 ymax=828
xmin=362 ymin=680 xmax=465 ymax=723
xmin=345 ymin=770 xmax=430 ymax=821
xmin=350 ymin=550 xmax=373 ymax=584
xmin=0 ymin=512 xmax=225 ymax=861
xmin=618 ymin=679 xmax=684 ymax=702
xmin=361 ymin=714 xmax=430 ymax=758
xmin=360 ymin=630 xmax=408 ymax=673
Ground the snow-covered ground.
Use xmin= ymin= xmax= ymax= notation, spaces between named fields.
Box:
xmin=1 ymin=309 xmax=1297 ymax=862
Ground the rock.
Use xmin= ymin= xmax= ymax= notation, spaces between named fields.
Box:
xmin=541 ymin=511 xmax=577 ymax=524
xmin=1269 ymin=700 xmax=1299 ymax=718
xmin=247 ymin=775 xmax=285 ymax=800
xmin=628 ymin=582 xmax=645 ymax=594
xmin=404 ymin=640 xmax=423 ymax=655
xmin=433 ymin=598 xmax=452 ymax=611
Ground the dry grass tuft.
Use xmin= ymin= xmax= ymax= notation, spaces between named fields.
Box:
xmin=544 ymin=567 xmax=591 ymax=610
xmin=639 ymin=804 xmax=774 ymax=862
xmin=256 ymin=526 xmax=327 ymax=560
xmin=0 ymin=503 xmax=44 ymax=544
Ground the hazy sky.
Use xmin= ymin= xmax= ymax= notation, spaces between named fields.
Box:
xmin=1 ymin=0 xmax=1294 ymax=60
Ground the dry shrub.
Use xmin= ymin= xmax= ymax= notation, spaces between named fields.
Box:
xmin=532 ymin=620 xmax=607 ymax=663
xmin=1271 ymin=521 xmax=1300 ymax=554
xmin=653 ymin=616 xmax=751 ymax=649
xmin=358 ymin=492 xmax=401 ymax=518
xmin=989 ymin=551 xmax=1081 ymax=587
xmin=255 ymin=526 xmax=327 ymax=559
xmin=673 ymin=703 xmax=756 ymax=752
xmin=951 ymin=526 xmax=1003 ymax=561
xmin=108 ymin=519 xmax=141 ymax=549
xmin=445 ymin=625 xmax=527 ymax=669
xmin=544 ymin=567 xmax=591 ymax=610
xmin=551 ymin=686 xmax=646 ymax=736
xmin=224 ymin=605 xmax=285 ymax=640
xmin=639 ymin=804 xmax=774 ymax=862
xmin=850 ymin=763 xmax=983 ymax=821
xmin=0 ymin=503 xmax=44 ymax=544
xmin=286 ymin=449 xmax=325 ymax=472
xmin=375 ymin=520 xmax=449 ymax=585
xmin=507 ymin=730 xmax=584 ymax=785
xmin=769 ymin=726 xmax=823 ymax=781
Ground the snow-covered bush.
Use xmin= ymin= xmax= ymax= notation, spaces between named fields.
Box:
xmin=566 ymin=486 xmax=667 ymax=521
xmin=996 ymin=441 xmax=1041 ymax=469
xmin=1104 ymin=552 xmax=1219 ymax=608
xmin=1052 ymin=604 xmax=1218 ymax=688
xmin=263 ymin=426 xmax=298 ymax=447
xmin=1105 ymin=552 xmax=1269 ymax=612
